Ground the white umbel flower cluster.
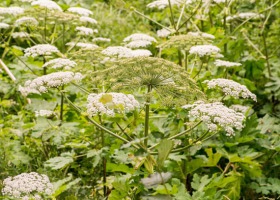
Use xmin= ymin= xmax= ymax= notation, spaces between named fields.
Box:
xmin=80 ymin=16 xmax=97 ymax=24
xmin=66 ymin=42 xmax=99 ymax=50
xmin=42 ymin=58 xmax=77 ymax=70
xmin=35 ymin=110 xmax=56 ymax=117
xmin=213 ymin=0 xmax=226 ymax=3
xmin=19 ymin=71 xmax=83 ymax=96
xmin=87 ymin=93 xmax=140 ymax=116
xmin=214 ymin=59 xmax=242 ymax=68
xmin=141 ymin=172 xmax=172 ymax=189
xmin=147 ymin=0 xmax=190 ymax=9
xmin=204 ymin=78 xmax=257 ymax=101
xmin=124 ymin=33 xmax=157 ymax=43
xmin=102 ymin=46 xmax=152 ymax=58
xmin=92 ymin=37 xmax=111 ymax=43
xmin=15 ymin=17 xmax=39 ymax=27
xmin=123 ymin=33 xmax=156 ymax=49
xmin=2 ymin=172 xmax=53 ymax=199
xmin=12 ymin=32 xmax=30 ymax=39
xmin=125 ymin=40 xmax=152 ymax=48
xmin=184 ymin=101 xmax=245 ymax=136
xmin=226 ymin=12 xmax=264 ymax=21
xmin=157 ymin=28 xmax=171 ymax=38
xmin=0 ymin=7 xmax=24 ymax=16
xmin=188 ymin=31 xmax=215 ymax=40
xmin=0 ymin=22 xmax=9 ymax=29
xmin=67 ymin=7 xmax=93 ymax=16
xmin=76 ymin=26 xmax=97 ymax=36
xmin=31 ymin=0 xmax=62 ymax=11
xmin=189 ymin=44 xmax=221 ymax=57
xmin=24 ymin=44 xmax=59 ymax=57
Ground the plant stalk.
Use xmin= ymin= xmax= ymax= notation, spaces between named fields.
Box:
xmin=144 ymin=85 xmax=152 ymax=147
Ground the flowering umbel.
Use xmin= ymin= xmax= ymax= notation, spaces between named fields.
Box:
xmin=2 ymin=172 xmax=53 ymax=200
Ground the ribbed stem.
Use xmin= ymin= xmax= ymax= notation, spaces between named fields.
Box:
xmin=144 ymin=85 xmax=152 ymax=147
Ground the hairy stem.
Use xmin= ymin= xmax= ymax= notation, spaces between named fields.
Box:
xmin=60 ymin=86 xmax=64 ymax=122
xmin=144 ymin=85 xmax=152 ymax=147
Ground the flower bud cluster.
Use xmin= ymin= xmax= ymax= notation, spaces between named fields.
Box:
xmin=189 ymin=44 xmax=221 ymax=57
xmin=35 ymin=110 xmax=56 ymax=117
xmin=42 ymin=58 xmax=77 ymax=70
xmin=87 ymin=92 xmax=140 ymax=116
xmin=31 ymin=0 xmax=62 ymax=11
xmin=2 ymin=172 xmax=53 ymax=199
xmin=67 ymin=7 xmax=93 ymax=16
xmin=214 ymin=59 xmax=242 ymax=67
xmin=183 ymin=101 xmax=245 ymax=136
xmin=19 ymin=71 xmax=83 ymax=96
xmin=203 ymin=78 xmax=257 ymax=101
xmin=24 ymin=44 xmax=60 ymax=57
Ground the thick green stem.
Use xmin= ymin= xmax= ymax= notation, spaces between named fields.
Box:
xmin=178 ymin=49 xmax=183 ymax=67
xmin=60 ymin=86 xmax=64 ymax=122
xmin=44 ymin=8 xmax=47 ymax=42
xmin=99 ymin=116 xmax=107 ymax=198
xmin=144 ymin=85 xmax=152 ymax=147
xmin=167 ymin=0 xmax=176 ymax=30
xmin=193 ymin=60 xmax=204 ymax=79
xmin=223 ymin=0 xmax=228 ymax=55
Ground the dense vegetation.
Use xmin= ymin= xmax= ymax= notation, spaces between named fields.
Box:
xmin=0 ymin=0 xmax=280 ymax=199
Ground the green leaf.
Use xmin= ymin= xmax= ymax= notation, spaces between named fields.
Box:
xmin=204 ymin=148 xmax=222 ymax=167
xmin=106 ymin=162 xmax=134 ymax=174
xmin=44 ymin=152 xmax=74 ymax=170
xmin=157 ymin=139 xmax=174 ymax=168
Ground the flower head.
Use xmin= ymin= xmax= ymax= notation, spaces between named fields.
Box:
xmin=189 ymin=44 xmax=221 ymax=57
xmin=0 ymin=7 xmax=24 ymax=16
xmin=80 ymin=16 xmax=97 ymax=24
xmin=184 ymin=101 xmax=245 ymax=136
xmin=214 ymin=59 xmax=242 ymax=68
xmin=0 ymin=22 xmax=9 ymax=29
xmin=66 ymin=42 xmax=99 ymax=50
xmin=157 ymin=28 xmax=171 ymax=38
xmin=76 ymin=26 xmax=97 ymax=36
xmin=42 ymin=58 xmax=77 ymax=70
xmin=123 ymin=33 xmax=157 ymax=43
xmin=19 ymin=71 xmax=83 ymax=96
xmin=24 ymin=44 xmax=59 ymax=57
xmin=2 ymin=172 xmax=53 ymax=199
xmin=203 ymin=78 xmax=257 ymax=101
xmin=92 ymin=37 xmax=111 ymax=43
xmin=12 ymin=32 xmax=30 ymax=39
xmin=147 ymin=0 xmax=190 ymax=9
xmin=15 ymin=17 xmax=38 ymax=27
xmin=67 ymin=7 xmax=93 ymax=16
xmin=31 ymin=0 xmax=62 ymax=11
xmin=87 ymin=92 xmax=140 ymax=116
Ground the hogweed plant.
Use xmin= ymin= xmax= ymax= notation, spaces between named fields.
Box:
xmin=0 ymin=0 xmax=279 ymax=199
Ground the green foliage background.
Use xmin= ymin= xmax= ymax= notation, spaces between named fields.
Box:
xmin=0 ymin=0 xmax=280 ymax=199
